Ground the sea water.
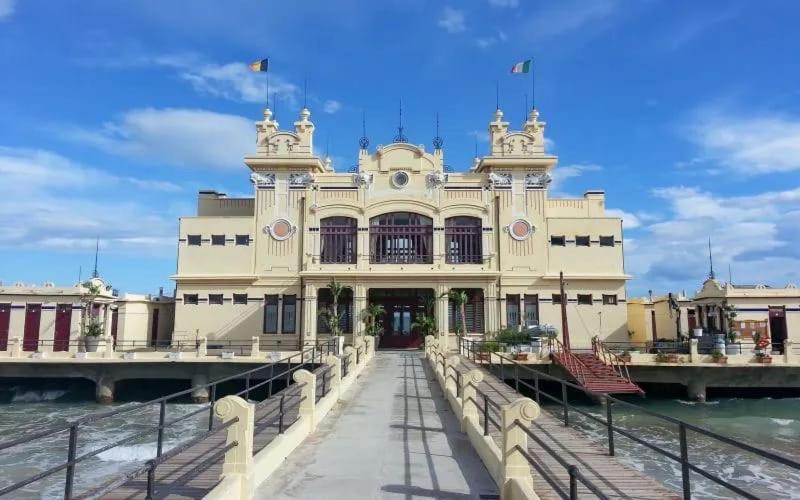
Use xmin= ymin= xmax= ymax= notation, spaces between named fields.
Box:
xmin=561 ymin=396 xmax=800 ymax=499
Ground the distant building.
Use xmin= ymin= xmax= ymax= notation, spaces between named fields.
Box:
xmin=172 ymin=104 xmax=630 ymax=349
xmin=0 ymin=279 xmax=173 ymax=351
xmin=627 ymin=293 xmax=692 ymax=343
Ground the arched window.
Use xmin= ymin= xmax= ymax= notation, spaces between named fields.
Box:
xmin=445 ymin=216 xmax=482 ymax=264
xmin=320 ymin=217 xmax=357 ymax=264
xmin=370 ymin=212 xmax=433 ymax=264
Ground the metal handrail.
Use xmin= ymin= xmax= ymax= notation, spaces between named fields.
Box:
xmin=591 ymin=338 xmax=632 ymax=383
xmin=458 ymin=337 xmax=800 ymax=500
xmin=548 ymin=337 xmax=588 ymax=385
xmin=0 ymin=339 xmax=335 ymax=499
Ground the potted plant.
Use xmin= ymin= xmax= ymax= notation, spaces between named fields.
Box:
xmin=83 ymin=320 xmax=103 ymax=352
xmin=754 ymin=352 xmax=773 ymax=364
xmin=655 ymin=351 xmax=680 ymax=364
xmin=320 ymin=278 xmax=351 ymax=340
xmin=725 ymin=330 xmax=740 ymax=355
xmin=476 ymin=341 xmax=500 ymax=361
xmin=710 ymin=349 xmax=728 ymax=364
xmin=619 ymin=350 xmax=632 ymax=363
xmin=360 ymin=302 xmax=385 ymax=338
xmin=442 ymin=289 xmax=469 ymax=337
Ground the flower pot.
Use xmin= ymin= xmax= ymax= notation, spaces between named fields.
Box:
xmin=514 ymin=353 xmax=529 ymax=361
xmin=84 ymin=336 xmax=101 ymax=352
xmin=713 ymin=357 xmax=728 ymax=364
xmin=619 ymin=354 xmax=632 ymax=363
xmin=754 ymin=356 xmax=772 ymax=364
xmin=725 ymin=344 xmax=740 ymax=356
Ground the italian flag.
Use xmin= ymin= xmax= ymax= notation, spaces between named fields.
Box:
xmin=510 ymin=59 xmax=531 ymax=74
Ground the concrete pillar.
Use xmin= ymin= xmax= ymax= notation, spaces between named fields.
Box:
xmin=324 ymin=353 xmax=341 ymax=398
xmin=445 ymin=355 xmax=460 ymax=396
xmin=250 ymin=336 xmax=260 ymax=358
xmin=784 ymin=339 xmax=793 ymax=364
xmin=103 ymin=335 xmax=115 ymax=358
xmin=95 ymin=375 xmax=115 ymax=404
xmin=302 ymin=283 xmax=317 ymax=347
xmin=191 ymin=373 xmax=210 ymax=403
xmin=10 ymin=337 xmax=22 ymax=358
xmin=436 ymin=284 xmax=449 ymax=350
xmin=214 ymin=395 xmax=255 ymax=497
xmin=689 ymin=338 xmax=699 ymax=363
xmin=499 ymin=295 xmax=508 ymax=330
xmin=687 ymin=378 xmax=706 ymax=403
xmin=197 ymin=337 xmax=207 ymax=358
xmin=461 ymin=369 xmax=484 ymax=432
xmin=353 ymin=284 xmax=366 ymax=339
xmin=501 ymin=398 xmax=541 ymax=494
xmin=293 ymin=369 xmax=317 ymax=427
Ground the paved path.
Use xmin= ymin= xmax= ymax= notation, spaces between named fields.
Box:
xmin=256 ymin=351 xmax=498 ymax=499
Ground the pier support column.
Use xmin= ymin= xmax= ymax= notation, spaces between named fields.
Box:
xmin=95 ymin=375 xmax=115 ymax=404
xmin=191 ymin=373 xmax=210 ymax=403
xmin=687 ymin=378 xmax=706 ymax=403
xmin=689 ymin=338 xmax=699 ymax=363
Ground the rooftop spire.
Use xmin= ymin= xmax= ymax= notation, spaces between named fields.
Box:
xmin=432 ymin=112 xmax=443 ymax=150
xmin=394 ymin=99 xmax=408 ymax=143
xmin=91 ymin=238 xmax=99 ymax=279
xmin=359 ymin=111 xmax=369 ymax=150
xmin=708 ymin=237 xmax=715 ymax=280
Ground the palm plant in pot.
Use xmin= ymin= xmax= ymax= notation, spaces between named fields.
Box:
xmin=80 ymin=281 xmax=103 ymax=352
xmin=442 ymin=289 xmax=469 ymax=337
xmin=320 ymin=278 xmax=350 ymax=340
xmin=410 ymin=298 xmax=437 ymax=344
xmin=710 ymin=349 xmax=728 ymax=364
xmin=360 ymin=302 xmax=385 ymax=338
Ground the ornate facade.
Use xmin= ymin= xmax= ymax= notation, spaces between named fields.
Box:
xmin=172 ymin=105 xmax=629 ymax=349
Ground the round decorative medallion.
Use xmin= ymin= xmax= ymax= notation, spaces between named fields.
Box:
xmin=391 ymin=171 xmax=410 ymax=188
xmin=509 ymin=219 xmax=533 ymax=241
xmin=267 ymin=218 xmax=295 ymax=241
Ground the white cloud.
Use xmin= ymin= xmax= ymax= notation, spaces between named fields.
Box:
xmin=489 ymin=0 xmax=518 ymax=7
xmin=323 ymin=99 xmax=342 ymax=114
xmin=474 ymin=31 xmax=508 ymax=49
xmin=625 ymin=185 xmax=800 ymax=295
xmin=0 ymin=148 xmax=178 ymax=254
xmin=175 ymin=62 xmax=298 ymax=105
xmin=605 ymin=208 xmax=641 ymax=229
xmin=522 ymin=0 xmax=620 ymax=39
xmin=63 ymin=108 xmax=253 ymax=170
xmin=0 ymin=0 xmax=14 ymax=20
xmin=688 ymin=108 xmax=800 ymax=174
xmin=550 ymin=163 xmax=602 ymax=195
xmin=438 ymin=7 xmax=466 ymax=34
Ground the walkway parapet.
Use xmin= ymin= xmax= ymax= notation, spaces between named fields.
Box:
xmin=197 ymin=336 xmax=208 ymax=357
xmin=10 ymin=337 xmax=21 ymax=358
xmin=214 ymin=396 xmax=254 ymax=497
xmin=324 ymin=353 xmax=342 ymax=398
xmin=293 ymin=369 xmax=317 ymax=426
xmin=445 ymin=355 xmax=460 ymax=396
xmin=461 ymin=369 xmax=483 ymax=431
xmin=502 ymin=398 xmax=540 ymax=497
xmin=250 ymin=336 xmax=260 ymax=358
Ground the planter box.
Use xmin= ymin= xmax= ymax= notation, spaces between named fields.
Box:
xmin=712 ymin=357 xmax=728 ymax=364
xmin=513 ymin=353 xmax=529 ymax=361
xmin=754 ymin=356 xmax=772 ymax=364
xmin=75 ymin=352 xmax=88 ymax=360
xmin=657 ymin=354 xmax=680 ymax=364
xmin=123 ymin=352 xmax=137 ymax=360
xmin=221 ymin=351 xmax=236 ymax=360
xmin=167 ymin=352 xmax=183 ymax=360
xmin=32 ymin=351 xmax=47 ymax=359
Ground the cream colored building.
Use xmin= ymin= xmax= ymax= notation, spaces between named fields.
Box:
xmin=627 ymin=293 xmax=692 ymax=343
xmin=172 ymin=105 xmax=630 ymax=349
xmin=0 ymin=278 xmax=174 ymax=351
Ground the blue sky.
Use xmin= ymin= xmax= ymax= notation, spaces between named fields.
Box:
xmin=0 ymin=0 xmax=799 ymax=297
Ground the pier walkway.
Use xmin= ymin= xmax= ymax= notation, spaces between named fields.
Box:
xmin=256 ymin=351 xmax=498 ymax=499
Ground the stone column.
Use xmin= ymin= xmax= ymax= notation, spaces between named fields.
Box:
xmin=436 ymin=284 xmax=449 ymax=350
xmin=197 ymin=336 xmax=208 ymax=358
xmin=499 ymin=294 xmax=508 ymax=330
xmin=293 ymin=369 xmax=317 ymax=427
xmin=10 ymin=337 xmax=22 ymax=358
xmin=689 ymin=338 xmax=699 ymax=363
xmin=103 ymin=335 xmax=115 ymax=358
xmin=302 ymin=283 xmax=317 ymax=347
xmin=250 ymin=336 xmax=260 ymax=358
xmin=191 ymin=373 xmax=210 ymax=403
xmin=484 ymin=281 xmax=499 ymax=334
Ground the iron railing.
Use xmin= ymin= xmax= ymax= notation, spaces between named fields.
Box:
xmin=0 ymin=339 xmax=336 ymax=499
xmin=460 ymin=338 xmax=800 ymax=500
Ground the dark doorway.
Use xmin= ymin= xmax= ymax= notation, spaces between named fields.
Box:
xmin=650 ymin=310 xmax=658 ymax=342
xmin=23 ymin=304 xmax=41 ymax=351
xmin=111 ymin=309 xmax=119 ymax=345
xmin=0 ymin=304 xmax=9 ymax=351
xmin=687 ymin=309 xmax=697 ymax=332
xmin=769 ymin=306 xmax=787 ymax=354
xmin=369 ymin=289 xmax=433 ymax=349
xmin=54 ymin=304 xmax=72 ymax=352
xmin=150 ymin=308 xmax=160 ymax=347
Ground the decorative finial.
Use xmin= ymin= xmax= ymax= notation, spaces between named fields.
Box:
xmin=92 ymin=237 xmax=99 ymax=279
xmin=394 ymin=99 xmax=408 ymax=143
xmin=432 ymin=112 xmax=443 ymax=150
xmin=359 ymin=111 xmax=369 ymax=150
xmin=708 ymin=237 xmax=715 ymax=280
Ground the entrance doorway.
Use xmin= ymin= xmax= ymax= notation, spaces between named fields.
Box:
xmin=369 ymin=289 xmax=433 ymax=349
xmin=23 ymin=304 xmax=41 ymax=351
xmin=769 ymin=306 xmax=787 ymax=354
xmin=53 ymin=304 xmax=72 ymax=352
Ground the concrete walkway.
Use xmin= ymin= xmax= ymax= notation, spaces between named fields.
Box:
xmin=256 ymin=351 xmax=498 ymax=499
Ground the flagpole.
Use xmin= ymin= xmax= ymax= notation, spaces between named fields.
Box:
xmin=531 ymin=57 xmax=535 ymax=110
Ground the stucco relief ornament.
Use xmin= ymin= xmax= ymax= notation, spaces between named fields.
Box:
xmin=250 ymin=172 xmax=276 ymax=187
xmin=352 ymin=172 xmax=373 ymax=187
xmin=505 ymin=219 xmax=534 ymax=241
xmin=488 ymin=172 xmax=512 ymax=186
xmin=265 ymin=218 xmax=296 ymax=241
xmin=289 ymin=173 xmax=315 ymax=187
xmin=426 ymin=171 xmax=448 ymax=188
xmin=525 ymin=172 xmax=552 ymax=188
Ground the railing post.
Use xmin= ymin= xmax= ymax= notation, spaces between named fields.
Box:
xmin=197 ymin=336 xmax=207 ymax=358
xmin=461 ymin=369 xmax=483 ymax=432
xmin=251 ymin=336 xmax=260 ymax=358
xmin=501 ymin=398 xmax=541 ymax=496
xmin=157 ymin=400 xmax=166 ymax=457
xmin=561 ymin=382 xmax=569 ymax=427
xmin=689 ymin=338 xmax=699 ymax=363
xmin=293 ymin=369 xmax=318 ymax=428
xmin=103 ymin=335 xmax=115 ymax=359
xmin=605 ymin=398 xmax=615 ymax=456
xmin=679 ymin=423 xmax=691 ymax=500
xmin=445 ymin=355 xmax=460 ymax=397
xmin=244 ymin=373 xmax=251 ymax=400
xmin=214 ymin=395 xmax=255 ymax=497
xmin=568 ymin=465 xmax=578 ymax=499
xmin=534 ymin=371 xmax=540 ymax=405
xmin=208 ymin=384 xmax=217 ymax=431
xmin=64 ymin=423 xmax=79 ymax=499
xmin=343 ymin=346 xmax=356 ymax=378
xmin=10 ymin=337 xmax=22 ymax=358
xmin=325 ymin=353 xmax=341 ymax=399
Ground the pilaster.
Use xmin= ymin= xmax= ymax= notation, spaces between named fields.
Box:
xmin=302 ymin=283 xmax=317 ymax=346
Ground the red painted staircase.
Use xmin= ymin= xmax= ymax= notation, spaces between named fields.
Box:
xmin=550 ymin=339 xmax=644 ymax=396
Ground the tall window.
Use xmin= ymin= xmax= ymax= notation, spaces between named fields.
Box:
xmin=320 ymin=217 xmax=357 ymax=264
xmin=317 ymin=287 xmax=353 ymax=334
xmin=506 ymin=294 xmax=520 ymax=327
xmin=445 ymin=216 xmax=482 ymax=264
xmin=282 ymin=295 xmax=297 ymax=333
xmin=263 ymin=295 xmax=278 ymax=333
xmin=524 ymin=295 xmax=539 ymax=326
xmin=370 ymin=212 xmax=433 ymax=264
xmin=448 ymin=289 xmax=484 ymax=334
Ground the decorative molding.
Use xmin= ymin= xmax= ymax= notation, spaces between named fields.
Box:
xmin=426 ymin=171 xmax=448 ymax=188
xmin=265 ymin=218 xmax=297 ymax=241
xmin=391 ymin=171 xmax=410 ymax=189
xmin=506 ymin=219 xmax=534 ymax=241
xmin=250 ymin=172 xmax=276 ymax=187
xmin=488 ymin=172 xmax=512 ymax=186
xmin=352 ymin=172 xmax=373 ymax=187
xmin=525 ymin=172 xmax=552 ymax=188
xmin=289 ymin=172 xmax=315 ymax=187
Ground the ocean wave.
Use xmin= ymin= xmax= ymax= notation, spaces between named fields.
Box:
xmin=674 ymin=399 xmax=720 ymax=406
xmin=770 ymin=418 xmax=795 ymax=426
xmin=11 ymin=389 xmax=67 ymax=402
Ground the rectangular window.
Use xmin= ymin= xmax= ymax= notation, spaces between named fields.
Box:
xmin=263 ymin=295 xmax=279 ymax=333
xmin=506 ymin=294 xmax=520 ymax=327
xmin=524 ymin=295 xmax=539 ymax=326
xmin=211 ymin=234 xmax=225 ymax=246
xmin=233 ymin=294 xmax=248 ymax=305
xmin=184 ymin=294 xmax=199 ymax=305
xmin=282 ymin=295 xmax=297 ymax=334
xmin=575 ymin=235 xmax=590 ymax=247
xmin=599 ymin=236 xmax=615 ymax=247
xmin=577 ymin=294 xmax=593 ymax=305
xmin=448 ymin=289 xmax=484 ymax=334
xmin=235 ymin=234 xmax=250 ymax=246
xmin=208 ymin=294 xmax=223 ymax=305
xmin=552 ymin=293 xmax=563 ymax=305
xmin=321 ymin=217 xmax=357 ymax=264
xmin=187 ymin=235 xmax=201 ymax=246
xmin=603 ymin=294 xmax=618 ymax=305
xmin=317 ymin=288 xmax=353 ymax=334
xmin=550 ymin=235 xmax=565 ymax=246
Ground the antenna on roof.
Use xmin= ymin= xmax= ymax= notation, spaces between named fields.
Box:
xmin=394 ymin=99 xmax=408 ymax=143
xmin=495 ymin=81 xmax=500 ymax=110
xmin=272 ymin=92 xmax=277 ymax=120
xmin=92 ymin=238 xmax=99 ymax=279
xmin=474 ymin=135 xmax=478 ymax=159
xmin=524 ymin=93 xmax=528 ymax=123
xmin=433 ymin=112 xmax=443 ymax=150
xmin=728 ymin=262 xmax=733 ymax=285
xmin=303 ymin=77 xmax=307 ymax=108
xmin=707 ymin=237 xmax=715 ymax=280
xmin=359 ymin=111 xmax=369 ymax=150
